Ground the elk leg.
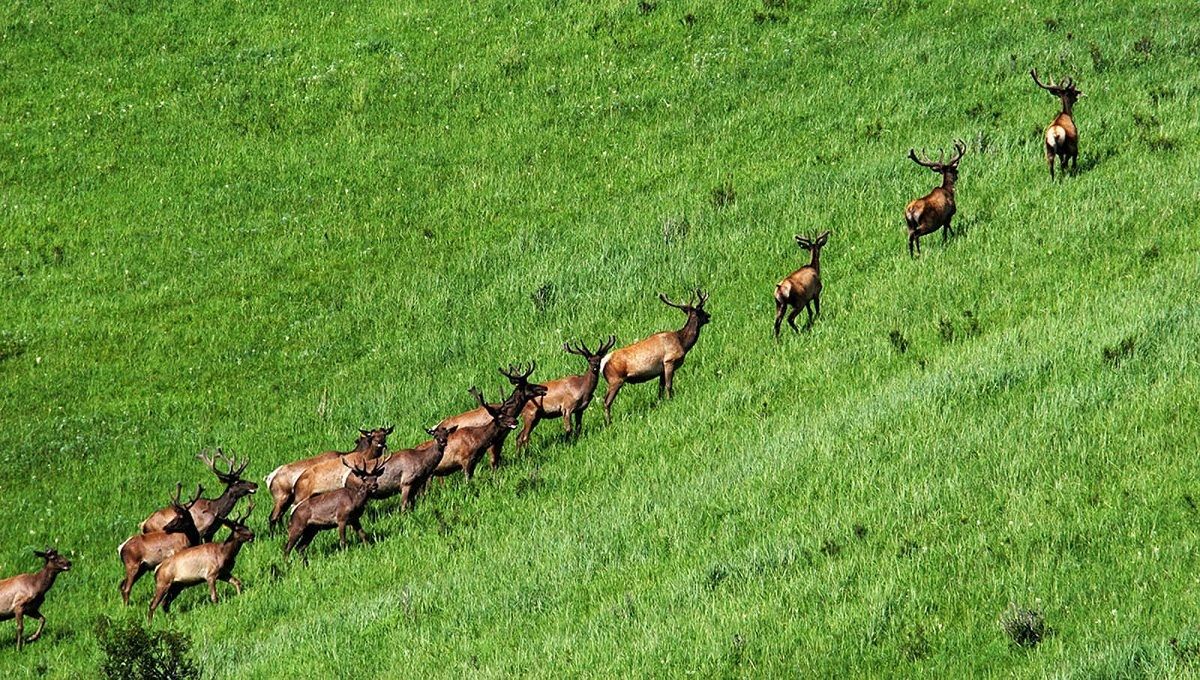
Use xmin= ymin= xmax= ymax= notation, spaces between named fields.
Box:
xmin=813 ymin=295 xmax=821 ymax=318
xmin=14 ymin=611 xmax=23 ymax=650
xmin=487 ymin=442 xmax=502 ymax=469
xmin=401 ymin=484 xmax=415 ymax=511
xmin=561 ymin=409 xmax=574 ymax=437
xmin=208 ymin=578 xmax=220 ymax=603
xmin=942 ymin=223 xmax=950 ymax=242
xmin=338 ymin=522 xmax=348 ymax=549
xmin=1046 ymin=146 xmax=1055 ymax=179
xmin=804 ymin=302 xmax=815 ymax=330
xmin=121 ymin=564 xmax=145 ymax=605
xmin=786 ymin=307 xmax=801 ymax=332
xmin=351 ymin=518 xmax=369 ymax=545
xmin=908 ymin=233 xmax=916 ymax=258
xmin=663 ymin=362 xmax=677 ymax=399
xmin=27 ymin=614 xmax=45 ymax=643
xmin=573 ymin=410 xmax=584 ymax=437
xmin=774 ymin=301 xmax=787 ymax=338
xmin=464 ymin=459 xmax=477 ymax=481
xmin=516 ymin=412 xmax=539 ymax=449
xmin=603 ymin=380 xmax=624 ymax=425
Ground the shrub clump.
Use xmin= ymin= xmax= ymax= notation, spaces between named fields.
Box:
xmin=95 ymin=616 xmax=200 ymax=680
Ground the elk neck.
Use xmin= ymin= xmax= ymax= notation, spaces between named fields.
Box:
xmin=940 ymin=172 xmax=957 ymax=195
xmin=35 ymin=563 xmax=62 ymax=592
xmin=807 ymin=246 xmax=822 ymax=274
xmin=677 ymin=312 xmax=705 ymax=350
xmin=1060 ymin=95 xmax=1074 ymax=117
xmin=209 ymin=485 xmax=242 ymax=519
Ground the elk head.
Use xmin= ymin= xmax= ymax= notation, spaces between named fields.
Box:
xmin=471 ymin=386 xmax=519 ymax=431
xmin=908 ymin=141 xmax=966 ymax=184
xmin=659 ymin=289 xmax=711 ymax=328
xmin=499 ymin=363 xmax=549 ymax=404
xmin=197 ymin=448 xmax=258 ymax=498
xmin=220 ymin=500 xmax=256 ymax=544
xmin=564 ymin=336 xmax=618 ymax=374
xmin=425 ymin=424 xmax=458 ymax=450
xmin=342 ymin=457 xmax=386 ymax=495
xmin=1031 ymin=70 xmax=1081 ymax=112
xmin=162 ymin=483 xmax=204 ymax=534
xmin=33 ymin=548 xmax=71 ymax=573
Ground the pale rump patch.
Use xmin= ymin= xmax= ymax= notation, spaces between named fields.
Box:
xmin=118 ymin=538 xmax=130 ymax=556
xmin=599 ymin=353 xmax=612 ymax=375
xmin=265 ymin=468 xmax=279 ymax=488
xmin=1046 ymin=125 xmax=1066 ymax=149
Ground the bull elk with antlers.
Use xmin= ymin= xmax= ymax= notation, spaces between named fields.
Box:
xmin=284 ymin=458 xmax=385 ymax=562
xmin=290 ymin=432 xmax=389 ymax=508
xmin=1031 ymin=70 xmax=1082 ymax=179
xmin=141 ymin=449 xmax=257 ymax=541
xmin=438 ymin=364 xmax=546 ymax=468
xmin=0 ymin=548 xmax=71 ymax=650
xmin=602 ymin=290 xmax=710 ymax=423
xmin=904 ymin=141 xmax=965 ymax=257
xmin=265 ymin=426 xmax=393 ymax=526
xmin=516 ymin=336 xmax=617 ymax=448
xmin=434 ymin=388 xmax=519 ymax=481
xmin=774 ymin=231 xmax=831 ymax=337
xmin=372 ymin=425 xmax=457 ymax=510
xmin=147 ymin=502 xmax=254 ymax=621
xmin=119 ymin=484 xmax=203 ymax=605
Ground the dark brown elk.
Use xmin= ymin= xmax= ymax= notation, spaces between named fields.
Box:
xmin=284 ymin=459 xmax=385 ymax=563
xmin=1031 ymin=70 xmax=1082 ymax=179
xmin=602 ymin=290 xmax=710 ymax=424
xmin=372 ymin=425 xmax=457 ymax=510
xmin=774 ymin=231 xmax=831 ymax=337
xmin=141 ymin=449 xmax=257 ymax=541
xmin=119 ymin=484 xmax=204 ymax=605
xmin=0 ymin=548 xmax=71 ymax=650
xmin=147 ymin=502 xmax=254 ymax=621
xmin=434 ymin=388 xmax=518 ymax=481
xmin=265 ymin=426 xmax=393 ymax=526
xmin=516 ymin=336 xmax=617 ymax=447
xmin=904 ymin=141 xmax=965 ymax=257
xmin=289 ymin=432 xmax=389 ymax=508
xmin=438 ymin=364 xmax=546 ymax=468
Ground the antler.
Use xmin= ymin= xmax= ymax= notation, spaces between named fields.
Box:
xmin=658 ymin=292 xmax=688 ymax=310
xmin=468 ymin=386 xmax=488 ymax=409
xmin=599 ymin=335 xmax=617 ymax=354
xmin=947 ymin=139 xmax=967 ymax=166
xmin=499 ymin=362 xmax=536 ymax=382
xmin=232 ymin=499 xmax=254 ymax=525
xmin=170 ymin=482 xmax=184 ymax=507
xmin=1031 ymin=69 xmax=1060 ymax=92
xmin=695 ymin=289 xmax=709 ymax=308
xmin=907 ymin=147 xmax=942 ymax=169
xmin=563 ymin=340 xmax=592 ymax=357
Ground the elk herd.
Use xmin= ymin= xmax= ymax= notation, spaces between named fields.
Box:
xmin=1 ymin=70 xmax=1084 ymax=650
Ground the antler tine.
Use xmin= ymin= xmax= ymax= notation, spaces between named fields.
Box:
xmin=949 ymin=139 xmax=967 ymax=164
xmin=658 ymin=292 xmax=686 ymax=310
xmin=190 ymin=483 xmax=204 ymax=505
xmin=234 ymin=499 xmax=254 ymax=525
xmin=908 ymin=148 xmax=939 ymax=169
xmin=697 ymin=289 xmax=709 ymax=306
xmin=170 ymin=482 xmax=183 ymax=506
xmin=196 ymin=449 xmax=215 ymax=470
xmin=468 ymin=385 xmax=487 ymax=408
xmin=1031 ymin=69 xmax=1054 ymax=90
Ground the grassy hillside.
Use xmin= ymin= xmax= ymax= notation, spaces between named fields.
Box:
xmin=3 ymin=0 xmax=1199 ymax=676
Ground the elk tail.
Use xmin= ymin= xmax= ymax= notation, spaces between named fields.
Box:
xmin=1045 ymin=125 xmax=1066 ymax=151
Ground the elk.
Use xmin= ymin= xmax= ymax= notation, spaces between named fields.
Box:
xmin=774 ymin=231 xmax=831 ymax=337
xmin=434 ymin=388 xmax=518 ymax=481
xmin=516 ymin=336 xmax=617 ymax=447
xmin=265 ymin=426 xmax=393 ymax=526
xmin=289 ymin=431 xmax=389 ymax=508
xmin=119 ymin=484 xmax=204 ymax=605
xmin=904 ymin=140 xmax=965 ymax=257
xmin=147 ymin=502 xmax=254 ymax=622
xmin=0 ymin=548 xmax=71 ymax=651
xmin=1031 ymin=69 xmax=1082 ymax=179
xmin=284 ymin=458 xmax=385 ymax=562
xmin=438 ymin=364 xmax=547 ymax=468
xmin=602 ymin=290 xmax=710 ymax=424
xmin=141 ymin=449 xmax=257 ymax=541
xmin=372 ymin=425 xmax=457 ymax=510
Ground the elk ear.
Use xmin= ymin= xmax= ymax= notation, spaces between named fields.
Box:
xmin=815 ymin=231 xmax=831 ymax=247
xmin=794 ymin=235 xmax=812 ymax=250
xmin=33 ymin=549 xmax=48 ymax=558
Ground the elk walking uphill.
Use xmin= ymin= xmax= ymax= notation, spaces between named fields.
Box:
xmin=284 ymin=458 xmax=385 ymax=563
xmin=290 ymin=431 xmax=390 ymax=508
xmin=516 ymin=336 xmax=617 ymax=448
xmin=774 ymin=231 xmax=831 ymax=337
xmin=434 ymin=388 xmax=519 ymax=481
xmin=438 ymin=364 xmax=546 ymax=468
xmin=266 ymin=426 xmax=392 ymax=526
xmin=0 ymin=549 xmax=71 ymax=651
xmin=119 ymin=484 xmax=204 ymax=606
xmin=147 ymin=502 xmax=255 ymax=622
xmin=602 ymin=290 xmax=710 ymax=424
xmin=141 ymin=449 xmax=257 ymax=541
xmin=372 ymin=425 xmax=457 ymax=510
xmin=1032 ymin=69 xmax=1083 ymax=179
xmin=904 ymin=141 xmax=966 ymax=257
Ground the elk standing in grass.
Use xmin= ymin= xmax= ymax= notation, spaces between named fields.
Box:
xmin=602 ymin=290 xmax=710 ymax=424
xmin=516 ymin=336 xmax=617 ymax=448
xmin=120 ymin=484 xmax=204 ymax=605
xmin=372 ymin=425 xmax=457 ymax=510
xmin=774 ymin=231 xmax=831 ymax=337
xmin=438 ymin=364 xmax=546 ymax=468
xmin=284 ymin=459 xmax=385 ymax=562
xmin=141 ymin=450 xmax=257 ymax=541
xmin=290 ymin=431 xmax=390 ymax=508
xmin=147 ymin=503 xmax=254 ymax=621
xmin=265 ymin=427 xmax=392 ymax=527
xmin=1031 ymin=70 xmax=1082 ymax=179
xmin=0 ymin=548 xmax=71 ymax=650
xmin=904 ymin=141 xmax=965 ymax=257
xmin=434 ymin=388 xmax=519 ymax=481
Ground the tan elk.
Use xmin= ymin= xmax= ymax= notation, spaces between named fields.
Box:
xmin=0 ymin=548 xmax=71 ymax=650
xmin=265 ymin=427 xmax=393 ymax=526
xmin=516 ymin=336 xmax=617 ymax=447
xmin=289 ymin=431 xmax=389 ymax=508
xmin=119 ymin=484 xmax=204 ymax=605
xmin=774 ymin=231 xmax=831 ymax=337
xmin=434 ymin=388 xmax=519 ymax=481
xmin=372 ymin=425 xmax=457 ymax=510
xmin=147 ymin=502 xmax=254 ymax=621
xmin=438 ymin=364 xmax=546 ymax=468
xmin=1031 ymin=69 xmax=1082 ymax=178
xmin=602 ymin=290 xmax=710 ymax=423
xmin=904 ymin=140 xmax=965 ymax=257
xmin=284 ymin=459 xmax=385 ymax=562
xmin=141 ymin=449 xmax=257 ymax=541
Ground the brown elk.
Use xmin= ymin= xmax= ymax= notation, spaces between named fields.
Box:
xmin=434 ymin=388 xmax=519 ymax=481
xmin=119 ymin=484 xmax=204 ymax=605
xmin=904 ymin=140 xmax=965 ymax=257
xmin=602 ymin=290 xmax=710 ymax=424
xmin=372 ymin=425 xmax=457 ymax=510
xmin=774 ymin=231 xmax=831 ymax=337
xmin=1031 ymin=69 xmax=1082 ymax=179
xmin=141 ymin=449 xmax=257 ymax=541
xmin=289 ymin=432 xmax=389 ymax=508
xmin=516 ymin=336 xmax=617 ymax=447
xmin=0 ymin=548 xmax=71 ymax=650
xmin=284 ymin=458 xmax=385 ymax=562
xmin=438 ymin=364 xmax=546 ymax=468
xmin=265 ymin=426 xmax=393 ymax=526
xmin=147 ymin=502 xmax=254 ymax=622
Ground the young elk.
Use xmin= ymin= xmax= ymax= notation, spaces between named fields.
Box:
xmin=438 ymin=364 xmax=547 ymax=468
xmin=0 ymin=548 xmax=71 ymax=650
xmin=904 ymin=140 xmax=966 ymax=257
xmin=516 ymin=336 xmax=617 ymax=448
xmin=266 ymin=427 xmax=393 ymax=526
xmin=372 ymin=425 xmax=457 ymax=510
xmin=774 ymin=231 xmax=831 ymax=337
xmin=1031 ymin=70 xmax=1082 ymax=179
xmin=434 ymin=388 xmax=518 ymax=481
xmin=284 ymin=459 xmax=385 ymax=562
xmin=147 ymin=503 xmax=254 ymax=622
xmin=119 ymin=484 xmax=204 ymax=605
xmin=602 ymin=290 xmax=710 ymax=424
xmin=141 ymin=449 xmax=257 ymax=541
xmin=289 ymin=431 xmax=389 ymax=508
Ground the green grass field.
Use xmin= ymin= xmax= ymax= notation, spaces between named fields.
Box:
xmin=3 ymin=0 xmax=1200 ymax=676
